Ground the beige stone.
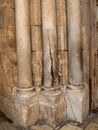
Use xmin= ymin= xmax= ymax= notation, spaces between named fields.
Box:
xmin=32 ymin=51 xmax=42 ymax=86
xmin=0 ymin=0 xmax=15 ymax=6
xmin=0 ymin=4 xmax=15 ymax=28
xmin=0 ymin=96 xmax=3 ymax=112
xmin=30 ymin=0 xmax=41 ymax=26
xmin=13 ymin=91 xmax=39 ymax=127
xmin=15 ymin=0 xmax=33 ymax=88
xmin=85 ymin=122 xmax=98 ymax=130
xmin=39 ymin=90 xmax=66 ymax=127
xmin=30 ymin=125 xmax=53 ymax=130
xmin=42 ymin=0 xmax=58 ymax=89
xmin=2 ymin=97 xmax=20 ymax=124
xmin=58 ymin=51 xmax=68 ymax=86
xmin=31 ymin=26 xmax=42 ymax=51
xmin=61 ymin=124 xmax=83 ymax=130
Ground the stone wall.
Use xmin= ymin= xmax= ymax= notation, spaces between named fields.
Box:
xmin=0 ymin=0 xmax=93 ymax=128
xmin=0 ymin=0 xmax=16 ymax=107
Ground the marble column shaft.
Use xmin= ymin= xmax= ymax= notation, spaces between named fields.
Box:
xmin=15 ymin=0 xmax=33 ymax=89
xmin=67 ymin=0 xmax=83 ymax=86
xmin=66 ymin=0 xmax=89 ymax=123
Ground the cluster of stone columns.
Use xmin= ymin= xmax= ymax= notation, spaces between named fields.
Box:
xmin=14 ymin=0 xmax=90 ymax=127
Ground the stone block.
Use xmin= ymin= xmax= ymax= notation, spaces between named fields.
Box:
xmin=0 ymin=4 xmax=15 ymax=28
xmin=0 ymin=52 xmax=17 ymax=98
xmin=39 ymin=90 xmax=66 ymax=127
xmin=13 ymin=90 xmax=39 ymax=128
xmin=2 ymin=97 xmax=20 ymax=124
xmin=0 ymin=26 xmax=16 ymax=53
xmin=66 ymin=84 xmax=89 ymax=123
xmin=0 ymin=90 xmax=39 ymax=128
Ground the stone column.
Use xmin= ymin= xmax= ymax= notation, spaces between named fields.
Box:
xmin=40 ymin=0 xmax=66 ymax=126
xmin=81 ymin=0 xmax=90 ymax=85
xmin=15 ymin=0 xmax=33 ymax=91
xmin=14 ymin=0 xmax=39 ymax=127
xmin=42 ymin=0 xmax=58 ymax=90
xmin=56 ymin=0 xmax=68 ymax=87
xmin=30 ymin=0 xmax=42 ymax=91
xmin=66 ymin=0 xmax=89 ymax=123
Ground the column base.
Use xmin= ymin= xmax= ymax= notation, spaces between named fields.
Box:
xmin=66 ymin=84 xmax=89 ymax=123
xmin=13 ymin=87 xmax=39 ymax=128
xmin=39 ymin=89 xmax=66 ymax=127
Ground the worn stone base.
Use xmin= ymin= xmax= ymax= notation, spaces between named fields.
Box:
xmin=39 ymin=89 xmax=66 ymax=127
xmin=66 ymin=84 xmax=89 ymax=123
xmin=0 ymin=88 xmax=39 ymax=128
xmin=13 ymin=88 xmax=39 ymax=128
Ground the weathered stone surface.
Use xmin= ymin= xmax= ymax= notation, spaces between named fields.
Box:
xmin=42 ymin=0 xmax=58 ymax=89
xmin=0 ymin=0 xmax=93 ymax=128
xmin=39 ymin=90 xmax=66 ymax=127
xmin=0 ymin=111 xmax=98 ymax=130
xmin=0 ymin=26 xmax=17 ymax=98
xmin=30 ymin=125 xmax=53 ymax=130
xmin=32 ymin=51 xmax=42 ymax=86
xmin=0 ymin=26 xmax=16 ymax=53
xmin=0 ymin=92 xmax=39 ymax=128
xmin=2 ymin=97 xmax=21 ymax=124
xmin=0 ymin=26 xmax=17 ymax=99
xmin=30 ymin=0 xmax=41 ymax=26
xmin=0 ymin=4 xmax=15 ymax=28
xmin=57 ymin=26 xmax=67 ymax=51
xmin=15 ymin=0 xmax=33 ymax=88
xmin=58 ymin=51 xmax=68 ymax=86
xmin=66 ymin=85 xmax=89 ymax=123
xmin=31 ymin=26 xmax=42 ymax=51
xmin=85 ymin=122 xmax=98 ymax=130
xmin=67 ymin=0 xmax=83 ymax=85
xmin=13 ymin=91 xmax=39 ymax=127
xmin=0 ymin=0 xmax=15 ymax=6
xmin=60 ymin=124 xmax=83 ymax=130
xmin=82 ymin=50 xmax=89 ymax=85
xmin=0 ymin=96 xmax=3 ymax=112
xmin=93 ymin=115 xmax=98 ymax=124
xmin=56 ymin=0 xmax=66 ymax=26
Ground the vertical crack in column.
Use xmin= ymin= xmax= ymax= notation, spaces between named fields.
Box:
xmin=42 ymin=0 xmax=58 ymax=89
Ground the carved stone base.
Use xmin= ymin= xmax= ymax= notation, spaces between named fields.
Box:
xmin=39 ymin=89 xmax=66 ymax=127
xmin=13 ymin=88 xmax=39 ymax=128
xmin=66 ymin=84 xmax=89 ymax=123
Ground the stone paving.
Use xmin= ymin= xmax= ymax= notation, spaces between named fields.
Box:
xmin=0 ymin=112 xmax=98 ymax=130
